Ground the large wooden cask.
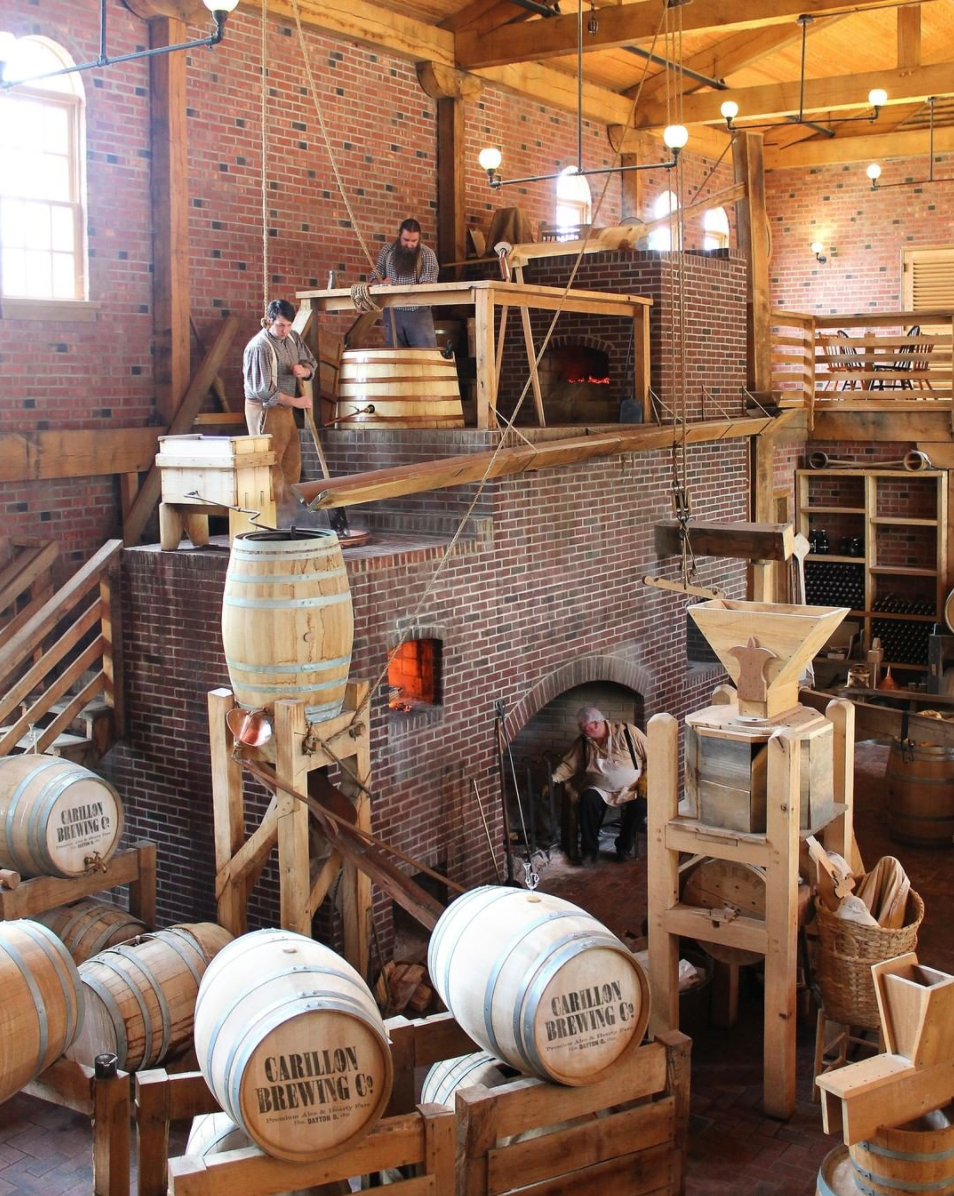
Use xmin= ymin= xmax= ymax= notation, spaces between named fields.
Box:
xmin=222 ymin=530 xmax=353 ymax=723
xmin=65 ymin=922 xmax=233 ymax=1071
xmin=0 ymin=755 xmax=123 ymax=878
xmin=428 ymin=887 xmax=649 ymax=1086
xmin=0 ymin=919 xmax=84 ymax=1104
xmin=336 ymin=349 xmax=464 ymax=429
xmin=33 ymin=898 xmax=149 ymax=965
xmin=886 ymin=739 xmax=954 ymax=848
xmin=193 ymin=929 xmax=392 ymax=1163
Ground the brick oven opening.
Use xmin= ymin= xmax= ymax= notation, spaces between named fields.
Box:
xmin=388 ymin=638 xmax=442 ymax=711
xmin=538 ymin=344 xmax=615 ymax=424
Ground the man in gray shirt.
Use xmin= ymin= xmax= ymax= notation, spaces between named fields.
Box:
xmin=373 ymin=219 xmax=439 ymax=349
xmin=243 ymin=299 xmax=317 ymax=507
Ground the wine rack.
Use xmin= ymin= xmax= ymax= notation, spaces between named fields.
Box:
xmin=796 ymin=467 xmax=948 ymax=669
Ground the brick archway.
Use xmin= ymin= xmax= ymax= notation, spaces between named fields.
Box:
xmin=506 ymin=654 xmax=653 ymax=739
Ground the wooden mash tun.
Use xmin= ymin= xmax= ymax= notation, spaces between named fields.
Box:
xmin=685 ymin=599 xmax=850 ymax=834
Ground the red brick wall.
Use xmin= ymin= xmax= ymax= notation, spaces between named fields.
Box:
xmin=765 ymin=158 xmax=954 ymax=312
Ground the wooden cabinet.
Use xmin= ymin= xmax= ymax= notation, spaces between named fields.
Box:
xmin=796 ymin=468 xmax=948 ymax=670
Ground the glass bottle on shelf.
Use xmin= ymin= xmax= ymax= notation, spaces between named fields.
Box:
xmin=815 ymin=529 xmax=829 ymax=555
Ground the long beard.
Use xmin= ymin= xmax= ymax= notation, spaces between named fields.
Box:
xmin=392 ymin=243 xmax=421 ymax=275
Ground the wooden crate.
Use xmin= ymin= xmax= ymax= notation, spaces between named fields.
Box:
xmin=0 ymin=840 xmax=156 ymax=926
xmin=386 ymin=1012 xmax=691 ymax=1196
xmin=134 ymin=1067 xmax=454 ymax=1196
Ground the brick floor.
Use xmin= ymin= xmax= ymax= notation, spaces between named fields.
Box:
xmin=1 ymin=739 xmax=951 ymax=1195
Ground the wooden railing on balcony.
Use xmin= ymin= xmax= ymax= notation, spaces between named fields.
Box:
xmin=0 ymin=540 xmax=123 ymax=757
xmin=771 ymin=309 xmax=954 ymax=418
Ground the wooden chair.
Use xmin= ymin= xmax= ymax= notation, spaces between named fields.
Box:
xmin=835 ymin=329 xmax=865 ymax=389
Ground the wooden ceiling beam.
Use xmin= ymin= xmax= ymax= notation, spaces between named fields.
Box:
xmin=260 ymin=0 xmax=454 ymax=66
xmin=440 ymin=0 xmax=528 ymax=36
xmin=764 ymin=123 xmax=954 ymax=168
xmin=473 ymin=62 xmax=633 ymax=125
xmin=455 ymin=0 xmax=928 ymax=71
xmin=897 ymin=6 xmax=921 ymax=69
xmin=636 ymin=61 xmax=954 ymax=129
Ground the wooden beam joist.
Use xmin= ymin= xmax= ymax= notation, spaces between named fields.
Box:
xmin=473 ymin=62 xmax=633 ymax=126
xmin=291 ymin=416 xmax=778 ymax=509
xmin=636 ymin=60 xmax=954 ymax=130
xmin=259 ymin=0 xmax=454 ymax=67
xmin=654 ymin=520 xmax=795 ymax=562
xmin=764 ymin=123 xmax=954 ymax=169
xmin=455 ymin=0 xmax=927 ymax=71
xmin=0 ymin=428 xmax=163 ymax=483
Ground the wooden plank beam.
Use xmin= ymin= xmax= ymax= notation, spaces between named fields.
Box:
xmin=811 ymin=408 xmax=954 ymax=442
xmin=764 ymin=123 xmax=954 ymax=169
xmin=436 ymin=96 xmax=467 ymax=274
xmin=455 ymin=0 xmax=923 ymax=71
xmin=149 ymin=18 xmax=191 ymax=426
xmin=898 ymin=5 xmax=921 ymax=69
xmin=262 ymin=0 xmax=454 ymax=66
xmin=654 ymin=520 xmax=794 ymax=562
xmin=637 ymin=61 xmax=954 ymax=130
xmin=734 ymin=132 xmax=772 ymax=396
xmin=122 ymin=316 xmax=238 ymax=547
xmin=291 ymin=415 xmax=778 ymax=508
xmin=472 ymin=61 xmax=632 ymax=126
xmin=0 ymin=428 xmax=163 ymax=482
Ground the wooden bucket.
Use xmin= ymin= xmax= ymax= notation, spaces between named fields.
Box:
xmin=849 ymin=1106 xmax=954 ymax=1196
xmin=33 ymin=898 xmax=149 ymax=965
xmin=336 ymin=349 xmax=464 ymax=429
xmin=186 ymin=1113 xmax=350 ymax=1195
xmin=427 ymin=886 xmax=649 ymax=1086
xmin=65 ymin=922 xmax=233 ymax=1071
xmin=0 ymin=919 xmax=83 ymax=1105
xmin=886 ymin=739 xmax=954 ymax=847
xmin=817 ymin=1145 xmax=860 ymax=1195
xmin=193 ymin=928 xmax=393 ymax=1164
xmin=222 ymin=530 xmax=354 ymax=723
xmin=0 ymin=754 xmax=123 ymax=878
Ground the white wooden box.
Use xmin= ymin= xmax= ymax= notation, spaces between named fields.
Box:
xmin=156 ymin=434 xmax=275 ymax=509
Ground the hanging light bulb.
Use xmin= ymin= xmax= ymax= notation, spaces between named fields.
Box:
xmin=478 ymin=147 xmax=503 ymax=187
xmin=867 ymin=88 xmax=888 ymax=111
xmin=811 ymin=241 xmax=827 ymax=264
xmin=663 ymin=125 xmax=689 ymax=155
xmin=866 ymin=162 xmax=882 ymax=189
xmin=720 ymin=100 xmax=739 ymax=128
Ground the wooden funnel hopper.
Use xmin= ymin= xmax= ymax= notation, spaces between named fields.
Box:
xmin=873 ymin=953 xmax=954 ymax=1067
xmin=688 ymin=598 xmax=849 ymax=718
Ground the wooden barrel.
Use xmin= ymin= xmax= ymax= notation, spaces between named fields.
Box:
xmin=186 ymin=1113 xmax=350 ymax=1195
xmin=428 ymin=886 xmax=649 ymax=1086
xmin=0 ymin=919 xmax=83 ymax=1105
xmin=0 ymin=754 xmax=123 ymax=878
xmin=336 ymin=349 xmax=464 ymax=429
xmin=817 ymin=1145 xmax=860 ymax=1195
xmin=65 ymin=922 xmax=233 ymax=1071
xmin=886 ymin=739 xmax=954 ymax=847
xmin=849 ymin=1106 xmax=954 ymax=1196
xmin=222 ymin=530 xmax=354 ymax=723
xmin=193 ymin=928 xmax=393 ymax=1163
xmin=33 ymin=898 xmax=149 ymax=965
xmin=421 ymin=1052 xmax=514 ymax=1105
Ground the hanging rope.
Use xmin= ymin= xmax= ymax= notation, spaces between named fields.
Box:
xmin=259 ymin=0 xmax=269 ymax=320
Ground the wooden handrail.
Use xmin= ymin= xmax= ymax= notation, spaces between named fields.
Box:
xmin=0 ymin=540 xmax=123 ymax=756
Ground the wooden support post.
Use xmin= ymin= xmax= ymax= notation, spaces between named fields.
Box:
xmin=436 ymin=96 xmax=467 ymax=275
xmin=762 ymin=729 xmax=800 ymax=1120
xmin=619 ymin=154 xmax=642 ymax=223
xmin=209 ymin=688 xmax=246 ymax=935
xmin=474 ymin=288 xmax=495 ymax=428
xmin=274 ymin=699 xmax=312 ymax=936
xmin=92 ymin=1061 xmax=131 ymax=1196
xmin=634 ymin=302 xmax=651 ymax=421
xmin=734 ymin=132 xmax=772 ymax=398
xmin=647 ymin=713 xmax=680 ymax=1037
xmin=339 ymin=731 xmax=372 ymax=978
xmin=512 ymin=264 xmax=546 ymax=426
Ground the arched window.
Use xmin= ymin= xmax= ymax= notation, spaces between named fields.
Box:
xmin=647 ymin=190 xmax=678 ymax=251
xmin=0 ymin=36 xmax=88 ymax=301
xmin=554 ymin=167 xmax=592 ymax=240
xmin=704 ymin=205 xmax=730 ymax=251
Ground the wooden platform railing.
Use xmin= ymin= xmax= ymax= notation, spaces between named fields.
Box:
xmin=772 ymin=310 xmax=954 ymax=411
xmin=0 ymin=537 xmax=60 ymax=638
xmin=0 ymin=539 xmax=124 ymax=756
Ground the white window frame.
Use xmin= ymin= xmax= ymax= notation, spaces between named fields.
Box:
xmin=703 ymin=205 xmax=730 ymax=251
xmin=554 ymin=167 xmax=592 ymax=240
xmin=647 ymin=190 xmax=679 ymax=251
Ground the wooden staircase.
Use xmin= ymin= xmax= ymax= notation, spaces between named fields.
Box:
xmin=0 ymin=540 xmax=124 ymax=765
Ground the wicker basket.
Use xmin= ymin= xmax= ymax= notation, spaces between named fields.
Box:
xmin=814 ymin=890 xmax=924 ymax=1030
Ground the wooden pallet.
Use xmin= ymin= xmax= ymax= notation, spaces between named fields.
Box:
xmin=0 ymin=840 xmax=156 ymax=925
xmin=386 ymin=1012 xmax=691 ymax=1196
xmin=134 ymin=1067 xmax=454 ymax=1196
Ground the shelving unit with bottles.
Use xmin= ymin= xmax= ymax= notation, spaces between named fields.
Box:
xmin=796 ymin=468 xmax=948 ymax=671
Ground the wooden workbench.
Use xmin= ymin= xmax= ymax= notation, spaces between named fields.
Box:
xmin=296 ymin=280 xmax=653 ymax=430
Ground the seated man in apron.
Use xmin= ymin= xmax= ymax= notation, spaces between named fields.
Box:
xmin=552 ymin=705 xmax=648 ymax=865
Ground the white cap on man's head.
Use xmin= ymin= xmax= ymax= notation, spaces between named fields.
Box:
xmin=577 ymin=705 xmax=606 ymax=726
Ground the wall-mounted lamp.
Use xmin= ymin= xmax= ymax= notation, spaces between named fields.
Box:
xmin=811 ymin=241 xmax=827 ymax=264
xmin=479 ymin=123 xmax=689 ymax=191
xmin=718 ymin=16 xmax=887 ymax=140
xmin=0 ymin=0 xmax=239 ymax=91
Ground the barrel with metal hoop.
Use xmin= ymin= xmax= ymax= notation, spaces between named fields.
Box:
xmin=0 ymin=919 xmax=84 ymax=1104
xmin=336 ymin=348 xmax=464 ymax=428
xmin=848 ymin=1105 xmax=954 ymax=1196
xmin=221 ymin=529 xmax=353 ymax=723
xmin=428 ymin=886 xmax=649 ymax=1086
xmin=65 ymin=922 xmax=232 ymax=1071
xmin=193 ymin=928 xmax=393 ymax=1163
xmin=886 ymin=736 xmax=954 ymax=848
xmin=33 ymin=898 xmax=149 ymax=965
xmin=0 ymin=754 xmax=123 ymax=878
